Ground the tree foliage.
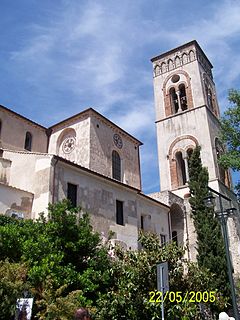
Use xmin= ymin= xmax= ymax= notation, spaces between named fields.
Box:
xmin=188 ymin=146 xmax=230 ymax=308
xmin=0 ymin=200 xmax=228 ymax=319
xmin=0 ymin=200 xmax=112 ymax=319
xmin=219 ymin=88 xmax=240 ymax=196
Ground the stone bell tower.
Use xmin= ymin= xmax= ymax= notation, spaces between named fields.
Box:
xmin=151 ymin=40 xmax=231 ymax=198
xmin=150 ymin=40 xmax=240 ymax=275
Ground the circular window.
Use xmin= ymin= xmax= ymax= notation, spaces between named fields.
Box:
xmin=171 ymin=74 xmax=180 ymax=83
xmin=62 ymin=137 xmax=76 ymax=154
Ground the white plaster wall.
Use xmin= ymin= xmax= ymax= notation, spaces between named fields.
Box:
xmin=156 ymin=107 xmax=218 ymax=191
xmin=3 ymin=150 xmax=52 ymax=218
xmin=90 ymin=115 xmax=141 ymax=189
xmin=48 ymin=116 xmax=91 ymax=168
xmin=0 ymin=107 xmax=47 ymax=152
xmin=55 ymin=162 xmax=169 ymax=250
xmin=0 ymin=183 xmax=33 ymax=218
xmin=0 ymin=158 xmax=11 ymax=184
xmin=137 ymin=196 xmax=170 ymax=242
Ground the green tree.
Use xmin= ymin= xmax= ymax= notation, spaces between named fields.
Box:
xmin=219 ymin=89 xmax=240 ymax=197
xmin=0 ymin=200 xmax=112 ymax=319
xmin=97 ymin=231 xmax=226 ymax=320
xmin=188 ymin=146 xmax=230 ymax=308
xmin=0 ymin=260 xmax=29 ymax=320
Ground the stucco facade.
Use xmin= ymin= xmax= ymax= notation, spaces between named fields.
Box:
xmin=0 ymin=106 xmax=169 ymax=249
xmin=151 ymin=40 xmax=240 ymax=276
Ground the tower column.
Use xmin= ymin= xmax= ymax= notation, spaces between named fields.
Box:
xmin=176 ymin=91 xmax=182 ymax=112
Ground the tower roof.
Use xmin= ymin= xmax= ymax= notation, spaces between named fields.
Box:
xmin=150 ymin=40 xmax=213 ymax=68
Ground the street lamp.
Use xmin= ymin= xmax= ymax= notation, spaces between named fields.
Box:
xmin=204 ymin=187 xmax=239 ymax=320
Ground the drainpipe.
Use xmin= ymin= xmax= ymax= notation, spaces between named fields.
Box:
xmin=52 ymin=157 xmax=58 ymax=204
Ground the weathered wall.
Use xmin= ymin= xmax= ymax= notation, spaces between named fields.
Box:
xmin=3 ymin=150 xmax=52 ymax=218
xmin=0 ymin=107 xmax=48 ymax=152
xmin=156 ymin=107 xmax=218 ymax=191
xmin=48 ymin=114 xmax=90 ymax=168
xmin=0 ymin=183 xmax=33 ymax=219
xmin=90 ymin=114 xmax=141 ymax=189
xmin=54 ymin=161 xmax=169 ymax=249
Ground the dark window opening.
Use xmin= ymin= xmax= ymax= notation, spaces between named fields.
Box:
xmin=179 ymin=84 xmax=188 ymax=111
xmin=112 ymin=150 xmax=121 ymax=181
xmin=140 ymin=215 xmax=144 ymax=230
xmin=67 ymin=183 xmax=77 ymax=207
xmin=24 ymin=132 xmax=32 ymax=151
xmin=172 ymin=231 xmax=178 ymax=246
xmin=176 ymin=151 xmax=187 ymax=186
xmin=116 ymin=200 xmax=124 ymax=225
xmin=170 ymin=87 xmax=179 ymax=114
xmin=0 ymin=120 xmax=2 ymax=139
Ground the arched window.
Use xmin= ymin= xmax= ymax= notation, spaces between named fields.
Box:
xmin=161 ymin=62 xmax=166 ymax=73
xmin=176 ymin=151 xmax=187 ymax=186
xmin=0 ymin=119 xmax=2 ymax=139
xmin=207 ymin=88 xmax=214 ymax=111
xmin=179 ymin=84 xmax=188 ymax=111
xmin=168 ymin=59 xmax=174 ymax=71
xmin=175 ymin=56 xmax=181 ymax=67
xmin=154 ymin=65 xmax=161 ymax=76
xmin=170 ymin=87 xmax=179 ymax=114
xmin=189 ymin=50 xmax=195 ymax=61
xmin=112 ymin=150 xmax=121 ymax=181
xmin=182 ymin=53 xmax=188 ymax=64
xmin=24 ymin=132 xmax=32 ymax=151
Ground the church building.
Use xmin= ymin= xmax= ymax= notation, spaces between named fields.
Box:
xmin=0 ymin=40 xmax=239 ymax=274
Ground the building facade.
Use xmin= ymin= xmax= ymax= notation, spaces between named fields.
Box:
xmin=0 ymin=106 xmax=170 ymax=250
xmin=150 ymin=40 xmax=240 ymax=275
xmin=0 ymin=40 xmax=239 ymax=274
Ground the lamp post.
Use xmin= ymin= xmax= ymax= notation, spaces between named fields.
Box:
xmin=204 ymin=187 xmax=239 ymax=320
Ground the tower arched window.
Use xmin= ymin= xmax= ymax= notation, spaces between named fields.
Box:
xmin=170 ymin=87 xmax=179 ymax=114
xmin=24 ymin=132 xmax=32 ymax=151
xmin=112 ymin=150 xmax=121 ymax=181
xmin=161 ymin=62 xmax=166 ymax=73
xmin=154 ymin=65 xmax=161 ymax=76
xmin=179 ymin=84 xmax=188 ymax=111
xmin=215 ymin=139 xmax=228 ymax=185
xmin=207 ymin=88 xmax=214 ymax=111
xmin=176 ymin=151 xmax=187 ymax=186
xmin=175 ymin=56 xmax=181 ymax=67
xmin=168 ymin=59 xmax=174 ymax=71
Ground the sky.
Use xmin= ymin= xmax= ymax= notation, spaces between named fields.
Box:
xmin=0 ymin=0 xmax=239 ymax=193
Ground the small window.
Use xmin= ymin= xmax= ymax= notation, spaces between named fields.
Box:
xmin=0 ymin=119 xmax=2 ymax=138
xmin=116 ymin=200 xmax=124 ymax=225
xmin=160 ymin=234 xmax=166 ymax=246
xmin=112 ymin=150 xmax=121 ymax=181
xmin=24 ymin=132 xmax=32 ymax=151
xmin=67 ymin=183 xmax=77 ymax=207
xmin=140 ymin=215 xmax=144 ymax=230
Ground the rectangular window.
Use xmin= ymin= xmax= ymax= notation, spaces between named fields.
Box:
xmin=116 ymin=200 xmax=124 ymax=225
xmin=160 ymin=234 xmax=166 ymax=246
xmin=140 ymin=215 xmax=144 ymax=230
xmin=67 ymin=183 xmax=77 ymax=207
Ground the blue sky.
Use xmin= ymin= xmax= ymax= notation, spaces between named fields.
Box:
xmin=0 ymin=0 xmax=239 ymax=193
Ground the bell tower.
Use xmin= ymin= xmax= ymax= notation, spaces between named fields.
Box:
xmin=151 ymin=40 xmax=230 ymax=197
